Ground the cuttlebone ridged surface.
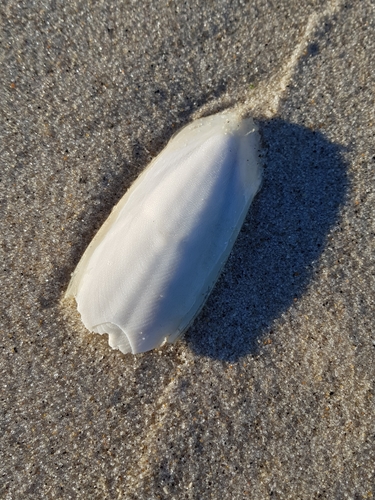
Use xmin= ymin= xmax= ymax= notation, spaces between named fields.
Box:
xmin=69 ymin=112 xmax=261 ymax=353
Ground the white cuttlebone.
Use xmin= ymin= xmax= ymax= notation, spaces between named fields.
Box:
xmin=65 ymin=110 xmax=262 ymax=354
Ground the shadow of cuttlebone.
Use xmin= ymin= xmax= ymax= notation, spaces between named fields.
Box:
xmin=187 ymin=118 xmax=349 ymax=361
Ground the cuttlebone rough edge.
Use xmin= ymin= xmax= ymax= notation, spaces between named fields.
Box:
xmin=65 ymin=110 xmax=262 ymax=354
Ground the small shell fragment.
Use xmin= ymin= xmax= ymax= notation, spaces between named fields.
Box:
xmin=66 ymin=110 xmax=262 ymax=354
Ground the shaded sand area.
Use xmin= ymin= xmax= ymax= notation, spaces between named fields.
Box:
xmin=1 ymin=0 xmax=375 ymax=498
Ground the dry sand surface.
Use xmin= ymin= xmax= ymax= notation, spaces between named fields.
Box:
xmin=1 ymin=0 xmax=375 ymax=498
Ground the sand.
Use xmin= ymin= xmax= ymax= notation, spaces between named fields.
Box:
xmin=1 ymin=0 xmax=375 ymax=498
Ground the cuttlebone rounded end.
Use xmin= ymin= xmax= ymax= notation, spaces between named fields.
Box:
xmin=92 ymin=322 xmax=133 ymax=354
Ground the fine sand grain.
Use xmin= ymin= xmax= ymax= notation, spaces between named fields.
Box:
xmin=1 ymin=1 xmax=375 ymax=498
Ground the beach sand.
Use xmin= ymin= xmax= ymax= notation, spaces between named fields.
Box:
xmin=1 ymin=0 xmax=375 ymax=498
